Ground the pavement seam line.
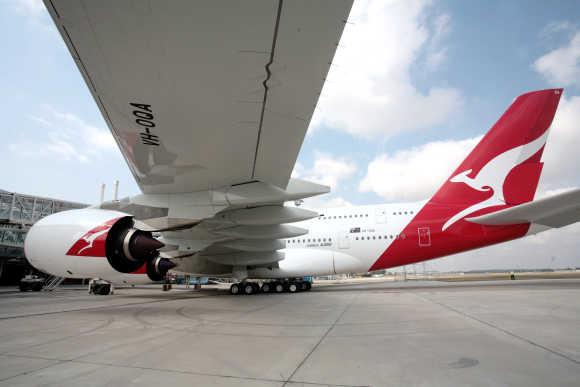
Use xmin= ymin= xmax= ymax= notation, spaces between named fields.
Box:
xmin=0 ymin=353 xmax=360 ymax=386
xmin=282 ymin=294 xmax=366 ymax=387
xmin=0 ymin=292 xmax=228 ymax=320
xmin=415 ymin=293 xmax=580 ymax=366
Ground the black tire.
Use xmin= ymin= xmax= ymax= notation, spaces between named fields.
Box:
xmin=287 ymin=282 xmax=299 ymax=293
xmin=243 ymin=283 xmax=255 ymax=295
xmin=32 ymin=284 xmax=43 ymax=292
xmin=230 ymin=283 xmax=240 ymax=295
xmin=261 ymin=283 xmax=271 ymax=293
xmin=93 ymin=283 xmax=111 ymax=295
xmin=274 ymin=282 xmax=284 ymax=293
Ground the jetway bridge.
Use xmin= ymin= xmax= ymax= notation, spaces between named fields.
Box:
xmin=0 ymin=189 xmax=87 ymax=278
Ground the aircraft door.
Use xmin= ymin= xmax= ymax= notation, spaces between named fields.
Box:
xmin=338 ymin=232 xmax=350 ymax=249
xmin=418 ymin=227 xmax=431 ymax=247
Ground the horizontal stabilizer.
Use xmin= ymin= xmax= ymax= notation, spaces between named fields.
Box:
xmin=467 ymin=188 xmax=580 ymax=228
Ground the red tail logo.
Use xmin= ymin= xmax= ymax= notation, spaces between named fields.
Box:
xmin=442 ymin=130 xmax=549 ymax=230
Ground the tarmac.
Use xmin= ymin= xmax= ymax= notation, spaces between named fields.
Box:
xmin=0 ymin=279 xmax=579 ymax=386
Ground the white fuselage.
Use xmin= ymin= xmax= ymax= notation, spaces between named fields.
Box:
xmin=247 ymin=202 xmax=423 ymax=278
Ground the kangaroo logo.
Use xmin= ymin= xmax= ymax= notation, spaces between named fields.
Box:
xmin=442 ymin=131 xmax=549 ymax=231
xmin=67 ymin=218 xmax=120 ymax=256
xmin=76 ymin=228 xmax=110 ymax=254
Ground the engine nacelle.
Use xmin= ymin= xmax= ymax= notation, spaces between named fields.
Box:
xmin=25 ymin=209 xmax=165 ymax=279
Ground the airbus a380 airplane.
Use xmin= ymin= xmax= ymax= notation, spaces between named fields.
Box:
xmin=25 ymin=1 xmax=580 ymax=295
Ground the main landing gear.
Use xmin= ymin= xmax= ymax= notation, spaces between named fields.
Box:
xmin=229 ymin=279 xmax=312 ymax=295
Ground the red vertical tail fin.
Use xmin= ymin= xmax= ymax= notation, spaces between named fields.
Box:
xmin=435 ymin=88 xmax=563 ymax=230
xmin=370 ymin=88 xmax=563 ymax=271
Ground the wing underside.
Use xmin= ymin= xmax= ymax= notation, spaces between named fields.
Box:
xmin=45 ymin=0 xmax=353 ymax=194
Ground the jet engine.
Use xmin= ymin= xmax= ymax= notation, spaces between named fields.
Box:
xmin=105 ymin=216 xmax=164 ymax=273
xmin=146 ymin=256 xmax=177 ymax=282
xmin=25 ymin=208 xmax=168 ymax=279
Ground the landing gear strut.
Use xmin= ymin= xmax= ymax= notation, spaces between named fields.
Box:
xmin=229 ymin=278 xmax=312 ymax=295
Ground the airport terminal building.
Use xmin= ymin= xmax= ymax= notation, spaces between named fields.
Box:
xmin=0 ymin=189 xmax=86 ymax=284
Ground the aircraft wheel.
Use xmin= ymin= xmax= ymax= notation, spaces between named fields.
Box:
xmin=287 ymin=282 xmax=299 ymax=293
xmin=243 ymin=283 xmax=255 ymax=295
xmin=274 ymin=282 xmax=284 ymax=293
xmin=230 ymin=283 xmax=240 ymax=295
xmin=261 ymin=283 xmax=271 ymax=293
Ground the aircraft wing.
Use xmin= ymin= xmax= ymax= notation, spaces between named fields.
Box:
xmin=468 ymin=189 xmax=580 ymax=229
xmin=44 ymin=0 xmax=352 ymax=194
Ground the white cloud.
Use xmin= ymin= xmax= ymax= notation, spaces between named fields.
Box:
xmin=9 ymin=106 xmax=117 ymax=163
xmin=293 ymin=152 xmax=357 ymax=190
xmin=425 ymin=13 xmax=451 ymax=71
xmin=11 ymin=0 xmax=54 ymax=32
xmin=538 ymin=95 xmax=580 ymax=192
xmin=311 ymin=0 xmax=462 ymax=138
xmin=291 ymin=153 xmax=357 ymax=210
xmin=13 ymin=0 xmax=45 ymax=18
xmin=359 ymin=136 xmax=480 ymax=201
xmin=533 ymin=32 xmax=580 ymax=87
xmin=540 ymin=21 xmax=575 ymax=39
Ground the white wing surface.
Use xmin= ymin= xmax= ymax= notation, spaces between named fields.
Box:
xmin=45 ymin=0 xmax=352 ymax=194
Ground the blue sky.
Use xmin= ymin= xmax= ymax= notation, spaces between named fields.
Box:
xmin=2 ymin=0 xmax=579 ymax=205
xmin=2 ymin=0 xmax=580 ymax=270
